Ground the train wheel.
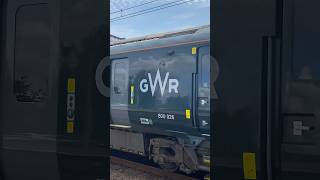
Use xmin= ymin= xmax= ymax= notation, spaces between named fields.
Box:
xmin=149 ymin=138 xmax=181 ymax=172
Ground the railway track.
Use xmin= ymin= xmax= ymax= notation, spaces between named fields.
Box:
xmin=111 ymin=156 xmax=204 ymax=180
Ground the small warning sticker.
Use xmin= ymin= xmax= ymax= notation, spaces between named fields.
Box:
xmin=185 ymin=109 xmax=191 ymax=119
xmin=67 ymin=121 xmax=74 ymax=134
xmin=243 ymin=152 xmax=257 ymax=179
xmin=192 ymin=47 xmax=197 ymax=55
xmin=67 ymin=78 xmax=76 ymax=93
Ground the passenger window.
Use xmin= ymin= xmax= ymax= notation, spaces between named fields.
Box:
xmin=201 ymin=54 xmax=210 ymax=89
xmin=14 ymin=4 xmax=50 ymax=102
xmin=113 ymin=61 xmax=128 ymax=94
xmin=198 ymin=47 xmax=210 ymax=103
xmin=291 ymin=2 xmax=320 ymax=81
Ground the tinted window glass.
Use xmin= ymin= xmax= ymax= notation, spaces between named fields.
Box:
xmin=111 ymin=59 xmax=129 ymax=108
xmin=14 ymin=4 xmax=50 ymax=102
xmin=198 ymin=50 xmax=210 ymax=110
xmin=201 ymin=54 xmax=210 ymax=88
xmin=292 ymin=1 xmax=320 ymax=80
xmin=113 ymin=62 xmax=128 ymax=94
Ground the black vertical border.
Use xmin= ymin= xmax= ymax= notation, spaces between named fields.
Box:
xmin=0 ymin=0 xmax=4 ymax=178
xmin=106 ymin=0 xmax=110 ymax=177
xmin=210 ymin=0 xmax=213 ymax=179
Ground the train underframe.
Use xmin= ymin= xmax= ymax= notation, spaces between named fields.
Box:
xmin=110 ymin=128 xmax=210 ymax=174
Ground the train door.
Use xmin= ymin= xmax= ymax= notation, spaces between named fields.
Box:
xmin=0 ymin=0 xmax=108 ymax=179
xmin=0 ymin=0 xmax=61 ymax=179
xmin=110 ymin=58 xmax=130 ymax=126
xmin=197 ymin=46 xmax=210 ymax=134
xmin=279 ymin=0 xmax=320 ymax=179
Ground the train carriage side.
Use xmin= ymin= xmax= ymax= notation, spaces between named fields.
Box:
xmin=110 ymin=26 xmax=211 ymax=174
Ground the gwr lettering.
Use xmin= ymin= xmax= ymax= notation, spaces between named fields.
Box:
xmin=140 ymin=68 xmax=179 ymax=96
xmin=140 ymin=79 xmax=148 ymax=92
xmin=168 ymin=79 xmax=179 ymax=93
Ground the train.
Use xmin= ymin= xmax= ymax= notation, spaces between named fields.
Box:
xmin=212 ymin=0 xmax=320 ymax=179
xmin=2 ymin=0 xmax=320 ymax=179
xmin=110 ymin=25 xmax=212 ymax=174
xmin=0 ymin=0 xmax=108 ymax=179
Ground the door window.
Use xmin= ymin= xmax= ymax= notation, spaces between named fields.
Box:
xmin=14 ymin=4 xmax=51 ymax=102
xmin=113 ymin=62 xmax=128 ymax=94
xmin=199 ymin=47 xmax=210 ymax=107
xmin=111 ymin=59 xmax=129 ymax=106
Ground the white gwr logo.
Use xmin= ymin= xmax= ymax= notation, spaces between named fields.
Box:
xmin=139 ymin=69 xmax=179 ymax=96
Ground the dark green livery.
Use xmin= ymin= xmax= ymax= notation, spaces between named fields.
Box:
xmin=110 ymin=26 xmax=211 ymax=174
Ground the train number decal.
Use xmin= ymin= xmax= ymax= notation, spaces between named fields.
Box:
xmin=158 ymin=113 xmax=175 ymax=120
